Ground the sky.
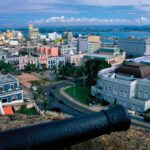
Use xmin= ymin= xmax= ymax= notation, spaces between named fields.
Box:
xmin=1 ymin=0 xmax=150 ymax=27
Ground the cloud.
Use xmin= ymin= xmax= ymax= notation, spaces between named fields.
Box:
xmin=1 ymin=0 xmax=150 ymax=14
xmin=31 ymin=16 xmax=150 ymax=25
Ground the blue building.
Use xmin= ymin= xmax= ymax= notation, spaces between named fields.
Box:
xmin=0 ymin=74 xmax=23 ymax=106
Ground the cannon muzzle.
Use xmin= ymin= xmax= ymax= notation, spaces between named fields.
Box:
xmin=0 ymin=105 xmax=130 ymax=150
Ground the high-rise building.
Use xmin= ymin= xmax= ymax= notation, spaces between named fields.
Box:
xmin=77 ymin=39 xmax=88 ymax=53
xmin=88 ymin=35 xmax=101 ymax=52
xmin=63 ymin=32 xmax=73 ymax=41
xmin=28 ymin=24 xmax=39 ymax=39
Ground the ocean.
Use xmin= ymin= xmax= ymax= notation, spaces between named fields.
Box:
xmin=0 ymin=25 xmax=150 ymax=39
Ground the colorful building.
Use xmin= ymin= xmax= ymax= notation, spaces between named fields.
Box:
xmin=38 ymin=46 xmax=59 ymax=67
xmin=0 ymin=74 xmax=23 ymax=106
xmin=18 ymin=55 xmax=39 ymax=70
xmin=84 ymin=47 xmax=125 ymax=66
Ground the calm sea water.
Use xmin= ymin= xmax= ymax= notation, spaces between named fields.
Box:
xmin=1 ymin=25 xmax=150 ymax=38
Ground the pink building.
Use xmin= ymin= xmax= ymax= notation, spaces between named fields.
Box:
xmin=38 ymin=46 xmax=58 ymax=67
xmin=18 ymin=55 xmax=39 ymax=70
xmin=38 ymin=46 xmax=58 ymax=57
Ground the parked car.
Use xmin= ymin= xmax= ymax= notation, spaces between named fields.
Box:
xmin=49 ymin=92 xmax=54 ymax=97
xmin=59 ymin=100 xmax=65 ymax=104
xmin=43 ymin=92 xmax=47 ymax=96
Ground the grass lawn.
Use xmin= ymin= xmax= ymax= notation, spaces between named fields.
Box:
xmin=17 ymin=107 xmax=37 ymax=115
xmin=65 ymin=85 xmax=91 ymax=105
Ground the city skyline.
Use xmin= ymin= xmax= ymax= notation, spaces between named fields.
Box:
xmin=1 ymin=0 xmax=150 ymax=27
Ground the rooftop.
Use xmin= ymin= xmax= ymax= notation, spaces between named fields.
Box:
xmin=115 ymin=62 xmax=150 ymax=79
xmin=84 ymin=53 xmax=123 ymax=61
xmin=0 ymin=74 xmax=17 ymax=84
xmin=131 ymin=56 xmax=150 ymax=64
xmin=99 ymin=47 xmax=121 ymax=54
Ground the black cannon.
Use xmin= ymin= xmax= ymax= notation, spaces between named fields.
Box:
xmin=0 ymin=105 xmax=131 ymax=150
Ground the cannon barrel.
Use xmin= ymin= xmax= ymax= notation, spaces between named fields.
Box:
xmin=0 ymin=105 xmax=130 ymax=150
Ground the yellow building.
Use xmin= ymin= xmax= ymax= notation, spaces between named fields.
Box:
xmin=88 ymin=35 xmax=100 ymax=43
xmin=5 ymin=31 xmax=13 ymax=39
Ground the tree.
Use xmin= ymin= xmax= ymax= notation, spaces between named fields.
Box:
xmin=59 ymin=63 xmax=75 ymax=78
xmin=74 ymin=66 xmax=87 ymax=86
xmin=32 ymin=91 xmax=39 ymax=100
xmin=84 ymin=59 xmax=111 ymax=86
xmin=37 ymin=86 xmax=43 ymax=96
xmin=26 ymin=63 xmax=36 ymax=71
xmin=43 ymin=99 xmax=49 ymax=111
xmin=0 ymin=61 xmax=22 ymax=75
xmin=41 ymin=64 xmax=47 ymax=70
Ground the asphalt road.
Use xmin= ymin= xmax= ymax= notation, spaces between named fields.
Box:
xmin=43 ymin=81 xmax=150 ymax=130
xmin=44 ymin=82 xmax=93 ymax=117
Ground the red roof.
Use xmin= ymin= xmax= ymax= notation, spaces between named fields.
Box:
xmin=3 ymin=106 xmax=14 ymax=115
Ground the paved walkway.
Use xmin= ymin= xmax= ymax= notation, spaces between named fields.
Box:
xmin=60 ymin=86 xmax=106 ymax=112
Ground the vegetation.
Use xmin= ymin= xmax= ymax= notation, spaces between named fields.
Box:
xmin=43 ymin=99 xmax=49 ymax=111
xmin=84 ymin=59 xmax=111 ymax=86
xmin=144 ymin=108 xmax=150 ymax=114
xmin=17 ymin=105 xmax=37 ymax=115
xmin=59 ymin=63 xmax=75 ymax=78
xmin=30 ymin=80 xmax=46 ymax=86
xmin=65 ymin=85 xmax=91 ymax=105
xmin=144 ymin=114 xmax=150 ymax=122
xmin=144 ymin=108 xmax=150 ymax=122
xmin=59 ymin=59 xmax=111 ymax=86
xmin=32 ymin=91 xmax=39 ymax=100
xmin=52 ymin=38 xmax=64 ymax=44
xmin=0 ymin=61 xmax=22 ymax=75
xmin=25 ymin=63 xmax=36 ymax=71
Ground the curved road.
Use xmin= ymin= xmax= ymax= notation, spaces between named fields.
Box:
xmin=45 ymin=82 xmax=94 ymax=117
xmin=45 ymin=81 xmax=150 ymax=129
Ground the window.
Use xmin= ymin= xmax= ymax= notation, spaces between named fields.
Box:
xmin=138 ymin=90 xmax=143 ymax=98
xmin=124 ymin=91 xmax=128 ymax=97
xmin=0 ymin=86 xmax=3 ymax=92
xmin=109 ymin=87 xmax=112 ymax=92
xmin=12 ymin=95 xmax=18 ymax=101
xmin=104 ymin=86 xmax=107 ymax=91
xmin=2 ymin=56 xmax=5 ymax=60
xmin=144 ymin=92 xmax=149 ymax=99
xmin=119 ymin=90 xmax=123 ymax=96
xmin=9 ymin=84 xmax=14 ymax=90
xmin=2 ymin=98 xmax=8 ymax=103
xmin=113 ymin=88 xmax=118 ymax=95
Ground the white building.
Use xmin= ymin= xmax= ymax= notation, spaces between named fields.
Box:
xmin=59 ymin=44 xmax=77 ymax=55
xmin=0 ymin=51 xmax=7 ymax=61
xmin=117 ymin=38 xmax=150 ymax=57
xmin=128 ymin=56 xmax=150 ymax=66
xmin=48 ymin=32 xmax=62 ymax=40
xmin=65 ymin=53 xmax=85 ymax=66
xmin=39 ymin=34 xmax=47 ymax=40
xmin=91 ymin=62 xmax=150 ymax=113
xmin=48 ymin=57 xmax=65 ymax=69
